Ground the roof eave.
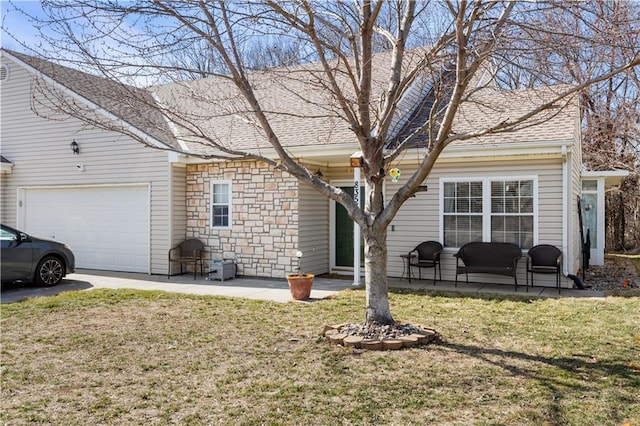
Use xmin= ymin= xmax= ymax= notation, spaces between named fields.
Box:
xmin=582 ymin=170 xmax=629 ymax=188
xmin=181 ymin=139 xmax=577 ymax=167
xmin=440 ymin=139 xmax=575 ymax=158
xmin=3 ymin=50 xmax=175 ymax=153
xmin=181 ymin=142 xmax=361 ymax=166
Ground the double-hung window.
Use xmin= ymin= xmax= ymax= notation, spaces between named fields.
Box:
xmin=443 ymin=181 xmax=483 ymax=247
xmin=210 ymin=181 xmax=232 ymax=229
xmin=442 ymin=177 xmax=536 ymax=249
xmin=490 ymin=180 xmax=534 ymax=248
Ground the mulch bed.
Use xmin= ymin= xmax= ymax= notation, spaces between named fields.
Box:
xmin=323 ymin=322 xmax=438 ymax=351
xmin=581 ymin=255 xmax=639 ymax=291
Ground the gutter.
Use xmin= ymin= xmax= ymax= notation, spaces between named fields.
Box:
xmin=179 ymin=139 xmax=575 ymax=166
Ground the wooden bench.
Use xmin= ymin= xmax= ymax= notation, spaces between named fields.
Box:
xmin=453 ymin=242 xmax=523 ymax=291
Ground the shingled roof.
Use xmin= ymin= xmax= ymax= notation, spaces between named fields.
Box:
xmin=153 ymin=55 xmax=578 ymax=158
xmin=451 ymin=84 xmax=578 ymax=146
xmin=152 ymin=66 xmax=355 ymax=156
xmin=3 ymin=49 xmax=177 ymax=150
xmin=5 ymin=48 xmax=578 ymax=159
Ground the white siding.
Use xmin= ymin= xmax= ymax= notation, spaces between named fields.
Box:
xmin=569 ymin=115 xmax=584 ymax=276
xmin=170 ymin=164 xmax=188 ymax=247
xmin=298 ymin=181 xmax=330 ymax=275
xmin=0 ymin=55 xmax=173 ymax=275
xmin=386 ymin=158 xmax=567 ymax=287
xmin=0 ymin=167 xmax=10 ymax=222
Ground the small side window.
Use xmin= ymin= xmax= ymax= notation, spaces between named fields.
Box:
xmin=210 ymin=181 xmax=232 ymax=229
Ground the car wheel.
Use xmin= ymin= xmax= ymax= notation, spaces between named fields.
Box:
xmin=35 ymin=256 xmax=65 ymax=286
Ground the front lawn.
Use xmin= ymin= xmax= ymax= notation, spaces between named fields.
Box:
xmin=1 ymin=289 xmax=638 ymax=425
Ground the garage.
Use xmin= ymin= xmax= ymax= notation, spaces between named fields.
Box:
xmin=20 ymin=185 xmax=150 ymax=273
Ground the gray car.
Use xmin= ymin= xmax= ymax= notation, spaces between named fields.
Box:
xmin=1 ymin=224 xmax=75 ymax=286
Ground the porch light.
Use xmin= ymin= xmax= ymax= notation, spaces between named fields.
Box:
xmin=350 ymin=151 xmax=363 ymax=168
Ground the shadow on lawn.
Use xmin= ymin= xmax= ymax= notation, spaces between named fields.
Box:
xmin=0 ymin=279 xmax=93 ymax=304
xmin=436 ymin=339 xmax=638 ymax=422
xmin=438 ymin=339 xmax=637 ymax=381
xmin=388 ymin=286 xmax=539 ymax=303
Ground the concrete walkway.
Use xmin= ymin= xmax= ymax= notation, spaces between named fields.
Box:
xmin=1 ymin=269 xmax=606 ymax=304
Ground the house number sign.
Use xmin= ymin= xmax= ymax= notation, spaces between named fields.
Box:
xmin=353 ymin=167 xmax=361 ymax=286
xmin=353 ymin=179 xmax=359 ymax=204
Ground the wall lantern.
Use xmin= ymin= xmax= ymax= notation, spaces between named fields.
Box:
xmin=70 ymin=140 xmax=80 ymax=155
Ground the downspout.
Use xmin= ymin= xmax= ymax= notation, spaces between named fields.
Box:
xmin=596 ymin=178 xmax=606 ymax=265
xmin=561 ymin=145 xmax=569 ymax=277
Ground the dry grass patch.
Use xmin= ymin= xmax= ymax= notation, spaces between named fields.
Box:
xmin=1 ymin=288 xmax=639 ymax=425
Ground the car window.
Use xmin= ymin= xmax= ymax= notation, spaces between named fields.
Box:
xmin=0 ymin=228 xmax=17 ymax=241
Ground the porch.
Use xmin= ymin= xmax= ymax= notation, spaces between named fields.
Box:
xmin=0 ymin=269 xmax=604 ymax=305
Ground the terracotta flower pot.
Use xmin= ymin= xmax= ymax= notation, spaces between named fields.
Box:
xmin=286 ymin=273 xmax=314 ymax=300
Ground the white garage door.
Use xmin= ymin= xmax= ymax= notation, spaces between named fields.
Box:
xmin=22 ymin=185 xmax=150 ymax=273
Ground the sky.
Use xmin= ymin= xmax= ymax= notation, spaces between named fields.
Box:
xmin=0 ymin=1 xmax=157 ymax=86
xmin=1 ymin=1 xmax=48 ymax=53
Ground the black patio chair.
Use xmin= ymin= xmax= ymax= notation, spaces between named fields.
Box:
xmin=526 ymin=244 xmax=562 ymax=293
xmin=408 ymin=241 xmax=443 ymax=285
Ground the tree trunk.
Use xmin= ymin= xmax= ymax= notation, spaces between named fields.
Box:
xmin=363 ymin=227 xmax=394 ymax=325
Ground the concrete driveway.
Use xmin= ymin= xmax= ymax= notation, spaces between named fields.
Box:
xmin=1 ymin=269 xmax=356 ymax=304
xmin=1 ymin=269 xmax=604 ymax=304
xmin=1 ymin=279 xmax=94 ymax=304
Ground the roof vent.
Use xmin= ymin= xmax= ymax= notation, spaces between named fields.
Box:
xmin=0 ymin=65 xmax=9 ymax=82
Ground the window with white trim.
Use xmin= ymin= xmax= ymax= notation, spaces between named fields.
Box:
xmin=210 ymin=181 xmax=232 ymax=229
xmin=442 ymin=178 xmax=536 ymax=249
xmin=443 ymin=181 xmax=483 ymax=247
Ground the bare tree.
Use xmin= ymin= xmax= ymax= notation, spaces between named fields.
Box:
xmin=8 ymin=0 xmax=640 ymax=324
xmin=493 ymin=0 xmax=640 ymax=251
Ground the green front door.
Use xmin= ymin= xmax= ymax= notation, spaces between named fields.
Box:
xmin=334 ymin=186 xmax=364 ymax=268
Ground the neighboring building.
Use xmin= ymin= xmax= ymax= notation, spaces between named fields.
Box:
xmin=0 ymin=49 xmax=184 ymax=275
xmin=0 ymin=49 xmax=625 ymax=288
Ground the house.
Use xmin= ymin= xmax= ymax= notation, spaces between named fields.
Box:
xmin=0 ymin=49 xmax=626 ymax=288
xmin=0 ymin=49 xmax=185 ymax=275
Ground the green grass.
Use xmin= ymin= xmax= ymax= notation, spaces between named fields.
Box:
xmin=1 ymin=288 xmax=639 ymax=425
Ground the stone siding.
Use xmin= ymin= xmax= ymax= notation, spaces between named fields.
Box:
xmin=186 ymin=161 xmax=300 ymax=278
